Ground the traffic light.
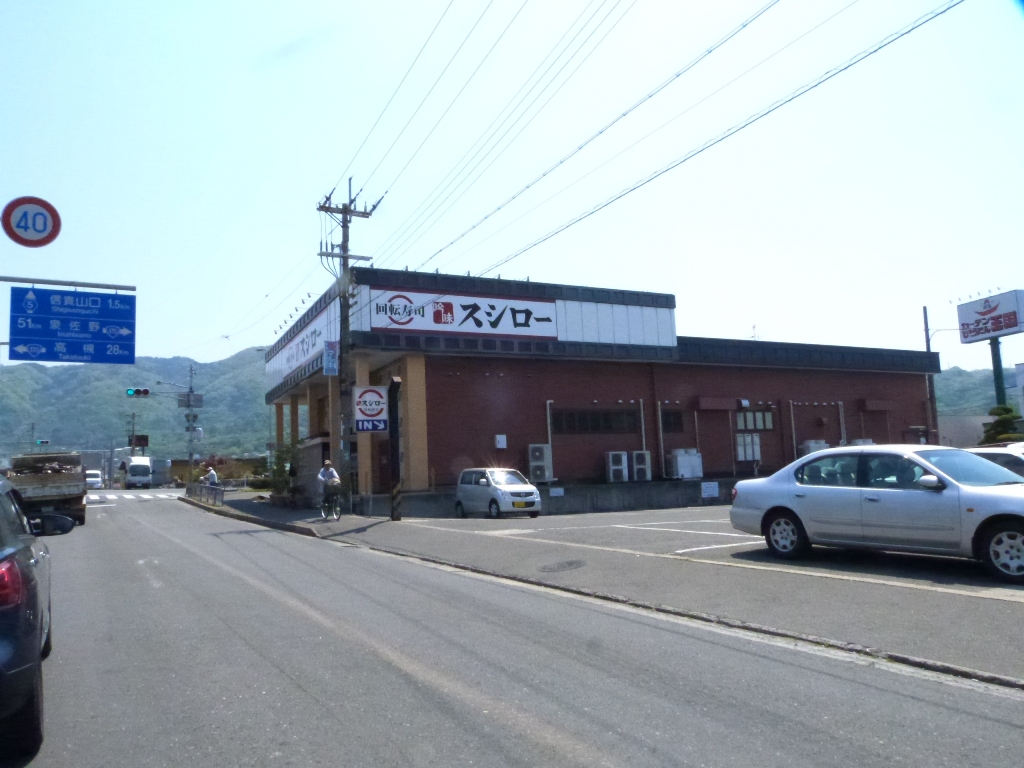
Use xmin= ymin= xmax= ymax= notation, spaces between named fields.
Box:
xmin=126 ymin=387 xmax=150 ymax=397
xmin=34 ymin=439 xmax=49 ymax=445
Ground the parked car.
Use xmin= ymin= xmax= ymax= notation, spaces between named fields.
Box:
xmin=455 ymin=468 xmax=541 ymax=519
xmin=0 ymin=477 xmax=76 ymax=757
xmin=730 ymin=445 xmax=1024 ymax=583
xmin=85 ymin=469 xmax=104 ymax=490
xmin=968 ymin=444 xmax=1024 ymax=478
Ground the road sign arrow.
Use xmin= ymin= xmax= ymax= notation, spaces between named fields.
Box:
xmin=13 ymin=345 xmax=29 ymax=353
xmin=118 ymin=327 xmax=132 ymax=336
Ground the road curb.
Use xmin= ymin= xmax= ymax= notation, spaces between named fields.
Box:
xmin=177 ymin=496 xmax=320 ymax=538
xmin=186 ymin=502 xmax=1024 ymax=693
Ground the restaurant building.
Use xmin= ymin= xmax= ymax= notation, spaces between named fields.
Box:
xmin=265 ymin=268 xmax=939 ymax=505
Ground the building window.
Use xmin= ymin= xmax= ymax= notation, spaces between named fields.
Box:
xmin=736 ymin=411 xmax=773 ymax=430
xmin=661 ymin=410 xmax=684 ymax=433
xmin=552 ymin=409 xmax=639 ymax=435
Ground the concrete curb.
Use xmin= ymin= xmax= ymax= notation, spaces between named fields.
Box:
xmin=183 ymin=499 xmax=1024 ymax=694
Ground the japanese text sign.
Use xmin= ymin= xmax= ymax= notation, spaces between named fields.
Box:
xmin=370 ymin=289 xmax=557 ymax=338
xmin=354 ymin=386 xmax=388 ymax=432
xmin=8 ymin=286 xmax=136 ymax=364
xmin=957 ymin=291 xmax=1024 ymax=344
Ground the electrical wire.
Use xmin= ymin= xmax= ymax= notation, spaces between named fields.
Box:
xmin=375 ymin=0 xmax=625 ymax=268
xmin=477 ymin=0 xmax=968 ymax=278
xmin=438 ymin=0 xmax=867 ymax=272
xmin=369 ymin=0 xmax=610 ymax=264
xmin=326 ymin=0 xmax=455 ymax=197
xmin=360 ymin=0 xmax=497 ymax=192
xmin=410 ymin=0 xmax=781 ymax=272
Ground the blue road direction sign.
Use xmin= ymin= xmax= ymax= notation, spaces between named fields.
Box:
xmin=8 ymin=286 xmax=136 ymax=364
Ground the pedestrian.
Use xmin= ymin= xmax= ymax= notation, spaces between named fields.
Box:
xmin=202 ymin=465 xmax=218 ymax=486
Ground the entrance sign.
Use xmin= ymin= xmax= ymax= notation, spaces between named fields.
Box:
xmin=354 ymin=386 xmax=388 ymax=432
xmin=957 ymin=291 xmax=1024 ymax=343
xmin=2 ymin=197 xmax=62 ymax=248
xmin=8 ymin=286 xmax=136 ymax=364
xmin=370 ymin=290 xmax=557 ymax=338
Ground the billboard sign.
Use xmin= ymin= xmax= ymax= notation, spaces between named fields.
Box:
xmin=323 ymin=340 xmax=339 ymax=376
xmin=265 ymin=297 xmax=339 ymax=386
xmin=958 ymin=291 xmax=1024 ymax=344
xmin=354 ymin=386 xmax=388 ymax=432
xmin=370 ymin=289 xmax=557 ymax=338
xmin=8 ymin=286 xmax=136 ymax=364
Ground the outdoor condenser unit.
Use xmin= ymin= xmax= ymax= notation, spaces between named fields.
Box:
xmin=606 ymin=451 xmax=629 ymax=483
xmin=631 ymin=451 xmax=652 ymax=482
xmin=528 ymin=443 xmax=553 ymax=483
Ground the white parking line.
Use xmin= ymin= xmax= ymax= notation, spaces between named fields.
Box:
xmin=613 ymin=526 xmax=760 ymax=538
xmin=675 ymin=542 xmax=764 ymax=554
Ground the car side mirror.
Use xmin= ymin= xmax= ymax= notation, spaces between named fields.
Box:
xmin=478 ymin=478 xmax=489 ymax=486
xmin=37 ymin=514 xmax=76 ymax=536
xmin=918 ymin=474 xmax=944 ymax=490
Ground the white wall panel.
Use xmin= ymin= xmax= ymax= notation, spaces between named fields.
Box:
xmin=581 ymin=301 xmax=600 ymax=342
xmin=657 ymin=308 xmax=676 ymax=345
xmin=564 ymin=301 xmax=584 ymax=341
xmin=613 ymin=305 xmax=630 ymax=344
xmin=627 ymin=305 xmax=645 ymax=345
xmin=597 ymin=303 xmax=616 ymax=343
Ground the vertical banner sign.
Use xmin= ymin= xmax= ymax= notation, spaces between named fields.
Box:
xmin=353 ymin=387 xmax=388 ymax=432
xmin=323 ymin=340 xmax=339 ymax=376
xmin=8 ymin=287 xmax=136 ymax=364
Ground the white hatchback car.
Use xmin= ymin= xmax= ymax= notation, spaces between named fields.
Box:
xmin=730 ymin=445 xmax=1024 ymax=583
xmin=85 ymin=470 xmax=103 ymax=490
xmin=455 ymin=468 xmax=541 ymax=519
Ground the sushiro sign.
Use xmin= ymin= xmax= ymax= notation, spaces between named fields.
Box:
xmin=957 ymin=291 xmax=1024 ymax=344
xmin=371 ymin=290 xmax=557 ymax=338
xmin=266 ymin=298 xmax=339 ymax=385
xmin=354 ymin=386 xmax=388 ymax=432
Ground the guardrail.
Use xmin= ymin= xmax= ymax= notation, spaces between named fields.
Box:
xmin=185 ymin=483 xmax=225 ymax=507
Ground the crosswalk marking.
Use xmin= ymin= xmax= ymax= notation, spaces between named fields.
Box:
xmin=106 ymin=494 xmax=117 ymax=500
xmin=122 ymin=494 xmax=135 ymax=499
xmin=140 ymin=494 xmax=153 ymax=499
xmin=89 ymin=494 xmax=100 ymax=501
xmin=158 ymin=494 xmax=173 ymax=498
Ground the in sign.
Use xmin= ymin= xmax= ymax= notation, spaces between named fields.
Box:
xmin=354 ymin=386 xmax=388 ymax=432
xmin=2 ymin=197 xmax=62 ymax=248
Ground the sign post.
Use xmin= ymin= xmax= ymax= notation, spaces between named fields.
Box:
xmin=387 ymin=377 xmax=402 ymax=521
xmin=8 ymin=286 xmax=136 ymax=364
xmin=957 ymin=291 xmax=1024 ymax=407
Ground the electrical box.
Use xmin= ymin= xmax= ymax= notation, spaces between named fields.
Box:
xmin=736 ymin=433 xmax=762 ymax=462
xmin=631 ymin=451 xmax=651 ymax=481
xmin=666 ymin=449 xmax=703 ymax=479
xmin=528 ymin=443 xmax=553 ymax=483
xmin=606 ymin=451 xmax=629 ymax=483
xmin=799 ymin=440 xmax=829 ymax=456
xmin=495 ymin=434 xmax=507 ymax=449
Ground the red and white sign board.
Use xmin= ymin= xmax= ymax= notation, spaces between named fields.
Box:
xmin=370 ymin=289 xmax=557 ymax=338
xmin=957 ymin=291 xmax=1024 ymax=344
xmin=354 ymin=386 xmax=388 ymax=432
xmin=2 ymin=197 xmax=61 ymax=248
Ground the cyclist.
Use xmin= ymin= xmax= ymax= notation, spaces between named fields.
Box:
xmin=318 ymin=461 xmax=341 ymax=517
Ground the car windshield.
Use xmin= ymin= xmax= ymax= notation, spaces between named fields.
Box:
xmin=916 ymin=449 xmax=1024 ymax=486
xmin=129 ymin=465 xmax=150 ymax=476
xmin=86 ymin=471 xmax=101 ymax=478
xmin=488 ymin=470 xmax=528 ymax=486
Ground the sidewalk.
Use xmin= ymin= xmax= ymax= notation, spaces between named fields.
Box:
xmin=182 ymin=491 xmax=1024 ymax=685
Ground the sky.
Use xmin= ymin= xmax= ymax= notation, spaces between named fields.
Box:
xmin=1 ymin=0 xmax=1022 ymax=374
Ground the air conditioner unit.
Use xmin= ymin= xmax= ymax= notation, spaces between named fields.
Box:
xmin=606 ymin=451 xmax=629 ymax=483
xmin=631 ymin=451 xmax=651 ymax=482
xmin=666 ymin=449 xmax=703 ymax=479
xmin=528 ymin=443 xmax=553 ymax=483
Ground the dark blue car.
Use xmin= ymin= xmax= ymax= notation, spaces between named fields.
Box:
xmin=0 ymin=477 xmax=74 ymax=757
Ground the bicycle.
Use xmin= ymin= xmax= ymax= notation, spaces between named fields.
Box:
xmin=321 ymin=483 xmax=343 ymax=521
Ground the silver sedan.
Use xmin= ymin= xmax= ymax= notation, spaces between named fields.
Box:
xmin=729 ymin=445 xmax=1024 ymax=583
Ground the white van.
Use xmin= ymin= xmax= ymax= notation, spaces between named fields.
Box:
xmin=125 ymin=457 xmax=153 ymax=489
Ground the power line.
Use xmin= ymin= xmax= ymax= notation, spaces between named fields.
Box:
xmin=437 ymin=0 xmax=867 ymax=272
xmin=375 ymin=0 xmax=626 ymax=268
xmin=377 ymin=0 xmax=532 ymax=198
xmin=477 ymin=0 xmax=968 ymax=278
xmin=360 ymin=0 xmax=497 ymax=192
xmin=410 ymin=0 xmax=781 ymax=272
xmin=326 ymin=0 xmax=456 ymax=197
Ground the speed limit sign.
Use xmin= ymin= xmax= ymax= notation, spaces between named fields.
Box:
xmin=2 ymin=196 xmax=62 ymax=248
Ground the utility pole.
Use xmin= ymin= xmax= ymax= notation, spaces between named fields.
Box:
xmin=186 ymin=364 xmax=197 ymax=483
xmin=923 ymin=306 xmax=938 ymax=443
xmin=128 ymin=413 xmax=137 ymax=457
xmin=317 ymin=179 xmax=381 ymax=514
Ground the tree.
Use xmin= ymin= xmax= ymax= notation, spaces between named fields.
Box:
xmin=979 ymin=405 xmax=1024 ymax=445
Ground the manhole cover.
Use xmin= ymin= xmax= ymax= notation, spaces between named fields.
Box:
xmin=538 ymin=559 xmax=586 ymax=573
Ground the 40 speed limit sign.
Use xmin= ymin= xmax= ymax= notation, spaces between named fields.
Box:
xmin=2 ymin=196 xmax=61 ymax=248
xmin=354 ymin=387 xmax=388 ymax=432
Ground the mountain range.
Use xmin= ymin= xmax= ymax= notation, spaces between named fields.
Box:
xmin=0 ymin=349 xmax=1014 ymax=460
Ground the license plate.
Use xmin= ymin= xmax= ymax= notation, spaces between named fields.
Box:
xmin=512 ymin=501 xmax=527 ymax=508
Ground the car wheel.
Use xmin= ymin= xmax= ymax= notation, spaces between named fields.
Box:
xmin=764 ymin=510 xmax=810 ymax=559
xmin=75 ymin=511 xmax=86 ymax=526
xmin=529 ymin=510 xmax=539 ymax=518
xmin=455 ymin=502 xmax=466 ymax=518
xmin=488 ymin=500 xmax=501 ymax=519
xmin=0 ymin=661 xmax=43 ymax=756
xmin=980 ymin=521 xmax=1024 ymax=584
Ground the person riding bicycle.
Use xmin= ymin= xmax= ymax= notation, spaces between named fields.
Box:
xmin=318 ymin=460 xmax=340 ymax=504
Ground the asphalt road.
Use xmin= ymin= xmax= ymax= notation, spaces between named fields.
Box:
xmin=10 ymin=495 xmax=1024 ymax=767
